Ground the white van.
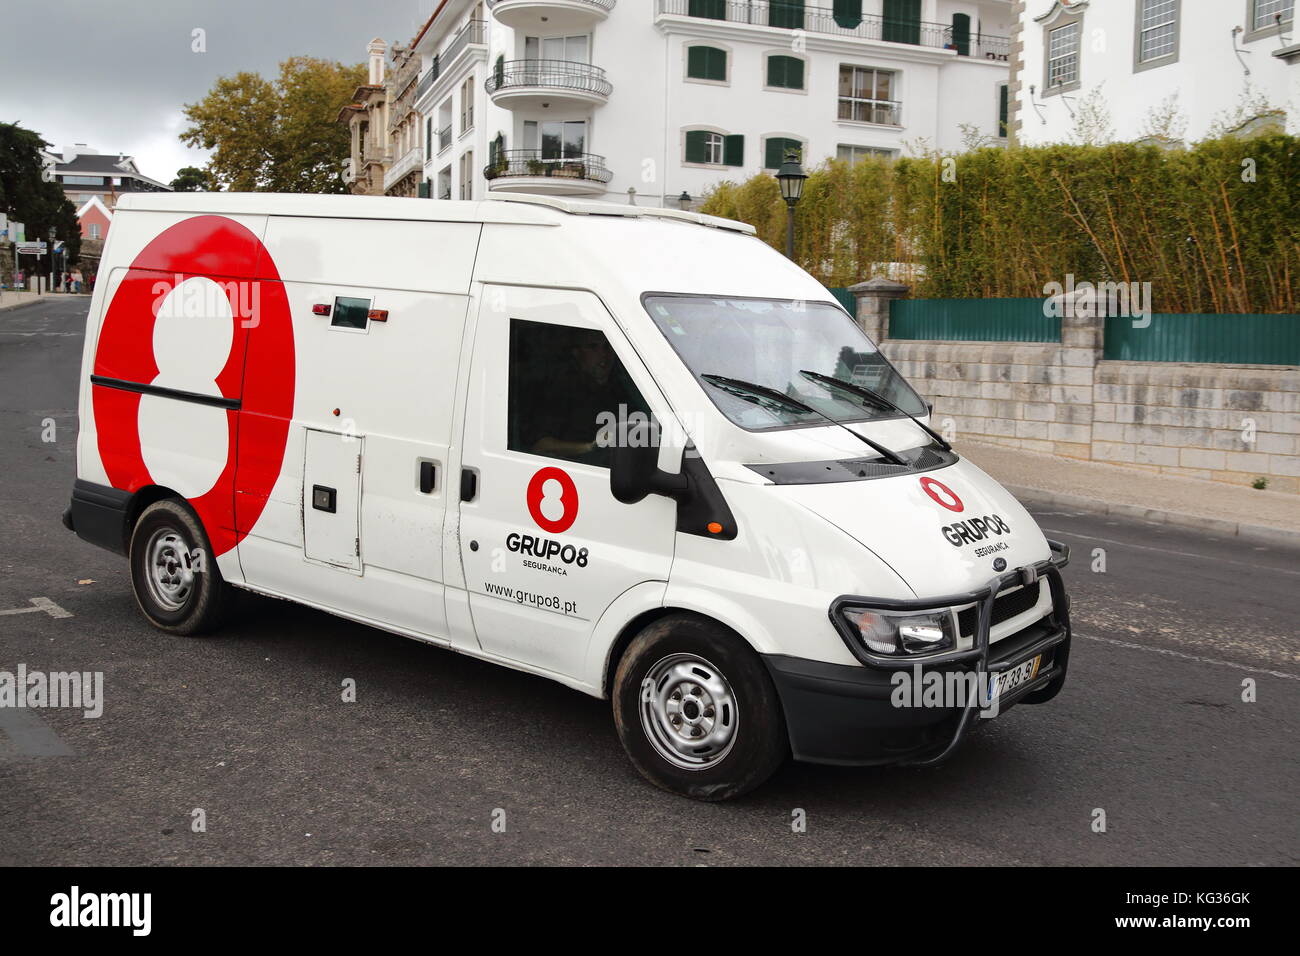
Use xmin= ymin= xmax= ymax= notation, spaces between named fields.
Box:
xmin=64 ymin=192 xmax=1071 ymax=800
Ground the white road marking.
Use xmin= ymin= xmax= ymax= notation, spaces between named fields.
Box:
xmin=0 ymin=598 xmax=73 ymax=619
xmin=1077 ymin=631 xmax=1300 ymax=681
xmin=1043 ymin=527 xmax=1300 ymax=577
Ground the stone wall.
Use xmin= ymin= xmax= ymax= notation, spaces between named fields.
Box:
xmin=852 ymin=282 xmax=1300 ymax=495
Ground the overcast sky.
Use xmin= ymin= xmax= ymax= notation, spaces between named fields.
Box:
xmin=0 ymin=0 xmax=431 ymax=184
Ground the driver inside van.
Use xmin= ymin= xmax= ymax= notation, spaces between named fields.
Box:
xmin=530 ymin=332 xmax=639 ymax=465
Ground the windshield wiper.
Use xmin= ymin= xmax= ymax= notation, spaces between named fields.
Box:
xmin=700 ymin=373 xmax=909 ymax=466
xmin=797 ymin=370 xmax=952 ymax=452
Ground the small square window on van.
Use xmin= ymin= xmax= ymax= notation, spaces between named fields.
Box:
xmin=331 ymin=296 xmax=371 ymax=331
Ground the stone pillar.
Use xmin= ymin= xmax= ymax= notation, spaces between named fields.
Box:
xmin=847 ymin=277 xmax=909 ymax=342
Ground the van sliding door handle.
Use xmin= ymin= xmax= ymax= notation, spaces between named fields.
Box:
xmin=418 ymin=461 xmax=437 ymax=494
xmin=460 ymin=469 xmax=478 ymax=502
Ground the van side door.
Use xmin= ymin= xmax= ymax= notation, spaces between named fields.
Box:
xmin=457 ymin=285 xmax=678 ymax=678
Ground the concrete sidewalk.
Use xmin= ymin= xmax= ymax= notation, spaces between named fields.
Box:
xmin=960 ymin=439 xmax=1300 ymax=548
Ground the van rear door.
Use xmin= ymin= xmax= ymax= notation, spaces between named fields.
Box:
xmin=457 ymin=285 xmax=678 ymax=678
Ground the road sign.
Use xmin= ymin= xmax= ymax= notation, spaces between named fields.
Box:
xmin=16 ymin=242 xmax=48 ymax=255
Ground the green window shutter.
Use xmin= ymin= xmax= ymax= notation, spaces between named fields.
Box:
xmin=833 ymin=0 xmax=863 ymax=29
xmin=688 ymin=0 xmax=726 ymax=20
xmin=767 ymin=55 xmax=804 ymax=89
xmin=883 ymin=0 xmax=921 ymax=44
xmin=689 ymin=46 xmax=726 ymax=81
xmin=951 ymin=13 xmax=971 ymax=55
xmin=998 ymin=85 xmax=1009 ymax=137
xmin=765 ymin=138 xmax=801 ymax=168
xmin=770 ymin=0 xmax=805 ymax=30
xmin=418 ymin=180 xmax=431 ymax=198
xmin=723 ymin=134 xmax=744 ymax=166
xmin=685 ymin=130 xmax=710 ymax=164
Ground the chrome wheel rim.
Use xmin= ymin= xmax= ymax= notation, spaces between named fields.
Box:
xmin=639 ymin=653 xmax=738 ymax=771
xmin=144 ymin=527 xmax=195 ymax=612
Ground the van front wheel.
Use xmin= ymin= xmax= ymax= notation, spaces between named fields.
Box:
xmin=128 ymin=498 xmax=232 ymax=635
xmin=613 ymin=614 xmax=787 ymax=801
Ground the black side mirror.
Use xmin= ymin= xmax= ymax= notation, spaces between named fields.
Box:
xmin=609 ymin=442 xmax=688 ymax=504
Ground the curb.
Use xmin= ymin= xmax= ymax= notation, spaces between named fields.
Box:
xmin=0 ymin=294 xmax=59 ymax=313
xmin=1005 ymin=484 xmax=1300 ymax=549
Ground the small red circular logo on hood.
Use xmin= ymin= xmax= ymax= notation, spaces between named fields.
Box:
xmin=920 ymin=476 xmax=964 ymax=512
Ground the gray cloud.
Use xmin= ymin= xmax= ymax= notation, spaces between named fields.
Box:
xmin=0 ymin=0 xmax=428 ymax=184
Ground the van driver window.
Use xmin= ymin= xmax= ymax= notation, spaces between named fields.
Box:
xmin=508 ymin=319 xmax=650 ymax=467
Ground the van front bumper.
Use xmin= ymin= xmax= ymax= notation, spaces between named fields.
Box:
xmin=763 ymin=541 xmax=1071 ymax=767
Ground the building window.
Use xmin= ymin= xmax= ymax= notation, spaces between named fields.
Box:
xmin=437 ymin=166 xmax=452 ymax=200
xmin=766 ymin=54 xmax=805 ymax=90
xmin=687 ymin=45 xmax=727 ymax=82
xmin=1136 ymin=0 xmax=1179 ymax=64
xmin=833 ymin=0 xmax=863 ymax=29
xmin=1251 ymin=0 xmax=1294 ymax=31
xmin=1046 ymin=21 xmax=1080 ymax=91
xmin=425 ymin=117 xmax=433 ymax=160
xmin=997 ymin=84 xmax=1009 ymax=138
xmin=63 ymin=176 xmax=104 ymax=186
xmin=460 ymin=78 xmax=474 ymax=133
xmin=770 ymin=0 xmax=805 ymax=30
xmin=764 ymin=137 xmax=803 ymax=170
xmin=688 ymin=0 xmax=726 ymax=20
xmin=524 ymin=34 xmax=590 ymax=63
xmin=882 ymin=0 xmax=921 ymax=45
xmin=459 ymin=150 xmax=474 ymax=200
xmin=684 ymin=130 xmax=743 ymax=166
xmin=524 ymin=120 xmax=587 ymax=159
xmin=837 ymin=66 xmax=899 ymax=126
xmin=950 ymin=13 xmax=971 ymax=55
xmin=88 ymin=223 xmax=102 ymax=240
xmin=837 ymin=144 xmax=897 ymax=164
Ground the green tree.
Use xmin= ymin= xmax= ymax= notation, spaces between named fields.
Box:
xmin=180 ymin=57 xmax=366 ymax=193
xmin=0 ymin=121 xmax=80 ymax=267
xmin=169 ymin=166 xmax=213 ymax=192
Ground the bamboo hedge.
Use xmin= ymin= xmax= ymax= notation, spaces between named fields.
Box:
xmin=699 ymin=134 xmax=1300 ymax=314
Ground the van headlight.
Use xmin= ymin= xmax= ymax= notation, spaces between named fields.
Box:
xmin=840 ymin=607 xmax=957 ymax=656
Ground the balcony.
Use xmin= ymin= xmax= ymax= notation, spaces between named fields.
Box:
xmin=654 ymin=0 xmax=1009 ymax=59
xmin=484 ymin=149 xmax=612 ymax=196
xmin=384 ymin=146 xmax=424 ymax=192
xmin=416 ymin=19 xmax=488 ymax=103
xmin=488 ymin=0 xmax=615 ymax=32
xmin=486 ymin=59 xmax=612 ymax=109
xmin=838 ymin=99 xmax=903 ymax=127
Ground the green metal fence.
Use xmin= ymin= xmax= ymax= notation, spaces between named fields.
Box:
xmin=826 ymin=287 xmax=857 ymax=315
xmin=889 ymin=298 xmax=1061 ymax=342
xmin=1103 ymin=313 xmax=1300 ymax=365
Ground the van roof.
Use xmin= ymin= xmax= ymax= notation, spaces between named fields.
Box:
xmin=114 ymin=191 xmax=756 ymax=235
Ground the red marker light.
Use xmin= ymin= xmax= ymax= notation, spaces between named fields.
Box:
xmin=312 ymin=304 xmax=331 ymax=316
xmin=368 ymin=309 xmax=388 ymax=322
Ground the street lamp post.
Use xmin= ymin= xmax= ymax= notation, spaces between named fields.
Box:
xmin=677 ymin=191 xmax=691 ymax=211
xmin=48 ymin=226 xmax=57 ymax=292
xmin=774 ymin=151 xmax=807 ymax=261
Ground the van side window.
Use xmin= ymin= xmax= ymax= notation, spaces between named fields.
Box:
xmin=507 ymin=319 xmax=650 ymax=468
xmin=331 ymin=296 xmax=371 ymax=331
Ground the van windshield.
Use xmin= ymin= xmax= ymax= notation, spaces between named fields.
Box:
xmin=644 ymin=295 xmax=926 ymax=431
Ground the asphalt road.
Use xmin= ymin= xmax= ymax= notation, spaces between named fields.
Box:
xmin=2 ymin=295 xmax=1297 ymax=866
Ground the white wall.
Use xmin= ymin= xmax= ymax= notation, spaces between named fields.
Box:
xmin=1017 ymin=0 xmax=1300 ymax=145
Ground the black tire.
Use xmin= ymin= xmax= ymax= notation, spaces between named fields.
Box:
xmin=612 ymin=613 xmax=788 ymax=801
xmin=128 ymin=498 xmax=233 ymax=635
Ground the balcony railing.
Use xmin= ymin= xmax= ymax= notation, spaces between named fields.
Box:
xmin=438 ymin=124 xmax=452 ymax=151
xmin=655 ymin=0 xmax=1009 ymax=56
xmin=417 ymin=18 xmax=487 ymax=99
xmin=484 ymin=149 xmax=613 ymax=184
xmin=838 ymin=98 xmax=903 ymax=126
xmin=384 ymin=146 xmax=424 ymax=192
xmin=485 ymin=60 xmax=613 ymax=98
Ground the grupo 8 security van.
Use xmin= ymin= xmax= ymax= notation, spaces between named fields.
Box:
xmin=65 ymin=192 xmax=1071 ymax=800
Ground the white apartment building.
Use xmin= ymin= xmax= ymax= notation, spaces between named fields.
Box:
xmin=411 ymin=0 xmax=1013 ymax=207
xmin=1014 ymin=0 xmax=1300 ymax=145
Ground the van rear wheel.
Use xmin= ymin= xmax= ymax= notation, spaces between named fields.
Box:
xmin=128 ymin=498 xmax=232 ymax=635
xmin=613 ymin=614 xmax=787 ymax=801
